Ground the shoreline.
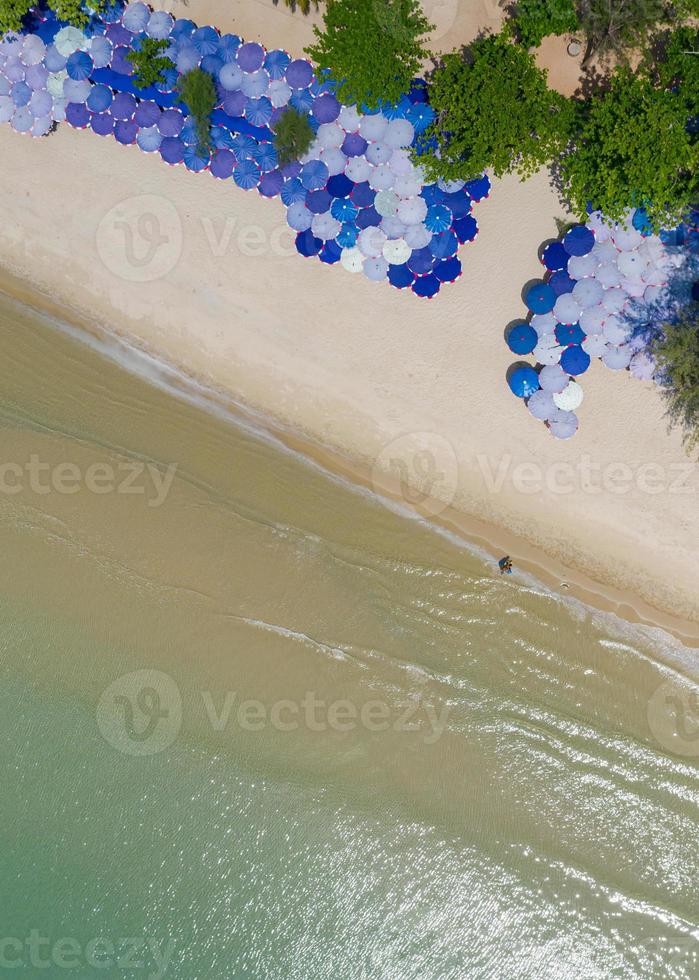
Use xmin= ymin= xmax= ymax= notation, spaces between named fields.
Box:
xmin=1 ymin=264 xmax=697 ymax=650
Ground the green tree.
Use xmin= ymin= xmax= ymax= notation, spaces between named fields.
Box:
xmin=576 ymin=0 xmax=677 ymax=67
xmin=273 ymin=0 xmax=318 ymax=14
xmin=273 ymin=107 xmax=315 ymax=165
xmin=127 ymin=38 xmax=173 ymax=90
xmin=560 ymin=66 xmax=698 ymax=229
xmin=512 ymin=0 xmax=579 ymax=48
xmin=1 ymin=0 xmax=104 ymax=33
xmin=418 ymin=33 xmax=574 ymax=183
xmin=177 ymin=68 xmax=217 ymax=152
xmin=653 ymin=310 xmax=699 ymax=451
xmin=306 ymin=0 xmax=433 ymax=109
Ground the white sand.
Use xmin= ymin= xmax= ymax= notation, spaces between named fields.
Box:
xmin=0 ymin=0 xmax=697 ymax=640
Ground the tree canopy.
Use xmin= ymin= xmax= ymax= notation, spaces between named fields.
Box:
xmin=653 ymin=309 xmax=699 ymax=451
xmin=1 ymin=0 xmax=103 ymax=33
xmin=176 ymin=69 xmax=217 ymax=152
xmin=273 ymin=107 xmax=315 ymax=165
xmin=512 ymin=0 xmax=579 ymax=49
xmin=305 ymin=0 xmax=433 ymax=109
xmin=127 ymin=38 xmax=173 ymax=90
xmin=417 ymin=33 xmax=574 ymax=183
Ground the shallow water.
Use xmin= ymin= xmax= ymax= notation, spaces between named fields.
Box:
xmin=0 ymin=291 xmax=697 ymax=979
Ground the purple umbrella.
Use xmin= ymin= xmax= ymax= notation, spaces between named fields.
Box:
xmin=90 ymin=111 xmax=114 ymax=136
xmin=87 ymin=83 xmax=113 ymax=113
xmin=134 ymin=99 xmax=161 ymax=127
xmin=106 ymin=23 xmax=133 ymax=46
xmin=357 ymin=206 xmax=381 ymax=229
xmin=137 ymin=125 xmax=162 ymax=152
xmin=222 ymin=90 xmax=246 ymax=116
xmin=306 ymin=189 xmax=332 ymax=214
xmin=259 ymin=169 xmax=284 ymax=197
xmin=237 ymin=42 xmax=265 ymax=72
xmin=286 ymin=59 xmax=313 ymax=89
xmin=210 ymin=149 xmax=236 ymax=179
xmin=313 ymin=93 xmax=340 ymax=123
xmin=114 ymin=118 xmax=138 ymax=144
xmin=44 ymin=45 xmax=67 ymax=72
xmin=28 ymin=89 xmax=52 ymax=117
xmin=160 ymin=136 xmax=185 ymax=164
xmin=65 ymin=102 xmax=89 ymax=128
xmin=111 ymin=46 xmax=134 ymax=76
xmin=233 ymin=158 xmax=261 ymax=189
xmin=341 ymin=132 xmax=367 ymax=157
xmin=158 ymin=108 xmax=184 ymax=136
xmin=111 ymin=91 xmax=137 ymax=120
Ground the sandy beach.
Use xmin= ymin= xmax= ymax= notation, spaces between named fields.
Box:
xmin=0 ymin=0 xmax=697 ymax=642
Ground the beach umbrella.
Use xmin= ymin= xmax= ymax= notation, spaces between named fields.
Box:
xmin=434 ymin=258 xmax=461 ymax=283
xmin=602 ymin=345 xmax=632 ymax=370
xmin=147 ymin=11 xmax=174 ymax=40
xmin=158 ymin=108 xmax=183 ymax=137
xmin=527 ymin=389 xmax=557 ymax=420
xmin=252 ymin=142 xmax=278 ymax=172
xmin=326 ymin=173 xmax=353 ymax=199
xmin=582 ymin=333 xmax=607 ymax=357
xmin=180 ymin=119 xmax=198 ymax=145
xmin=563 ymin=225 xmax=594 ymax=256
xmin=210 ymin=149 xmax=236 ymax=179
xmin=368 ymin=165 xmax=394 ymax=191
xmin=629 ymin=350 xmax=656 ymax=380
xmin=159 ymin=136 xmax=185 ymax=164
xmin=122 ymin=1 xmax=150 ymax=32
xmin=234 ymin=41 xmax=264 ymax=72
xmin=320 ymin=147 xmax=347 ymax=176
xmin=311 ymin=211 xmax=341 ymax=240
xmin=567 ymin=253 xmax=598 ymax=278
xmin=31 ymin=115 xmax=53 ymax=137
xmin=359 ymin=113 xmax=388 ymax=142
xmin=549 ymin=270 xmax=575 ymax=295
xmin=216 ymin=33 xmax=240 ymax=63
xmin=364 ymin=256 xmax=389 ymax=281
xmin=90 ymin=110 xmax=114 ymax=136
xmin=393 ymin=173 xmax=422 ymax=198
xmin=597 ymin=262 xmax=622 ymax=288
xmin=241 ymin=69 xmax=270 ymax=99
xmin=221 ymin=91 xmax=245 ymax=116
xmin=87 ymin=83 xmax=112 ymax=112
xmin=612 ymin=224 xmax=643 ymax=251
xmin=345 ymin=157 xmax=372 ymax=183
xmin=136 ymin=125 xmax=162 ymax=152
xmin=106 ymin=23 xmax=133 ymax=46
xmin=313 ymin=93 xmax=340 ymax=123
xmin=407 ymin=247 xmax=436 ymax=275
xmin=603 ymin=316 xmax=631 ymax=345
xmin=407 ymin=102 xmax=434 ymax=133
xmin=110 ymin=45 xmax=135 ymax=76
xmin=381 ymin=216 xmax=407 ymax=239
xmin=183 ymin=144 xmax=210 ymax=171
xmin=219 ymin=62 xmax=243 ymax=91
xmin=382 ymin=238 xmax=411 ymax=264
xmin=44 ymin=45 xmax=67 ymax=73
xmin=404 ymin=224 xmax=433 ymax=250
xmin=21 ymin=34 xmax=46 ymax=66
xmin=350 ymin=182 xmax=375 ymax=208
xmin=317 ymin=122 xmax=344 ymax=149
xmin=306 ymin=189 xmax=332 ymax=214
xmin=319 ymin=240 xmax=342 ymax=264
xmin=542 ymin=241 xmax=568 ymax=271
xmin=233 ymin=158 xmax=261 ymax=189
xmin=620 ymin=277 xmax=646 ymax=299
xmin=365 ymin=141 xmax=392 ymax=166
xmin=387 ymin=263 xmax=415 ymax=289
xmin=560 ymin=345 xmax=590 ymax=376
xmin=64 ymin=101 xmax=88 ymax=127
xmin=244 ymin=96 xmax=273 ymax=126
xmin=553 ymin=293 xmax=581 ymax=325
xmin=286 ymin=201 xmax=313 ymax=231
xmin=412 ymin=274 xmax=441 ymax=299
xmin=450 ymin=215 xmax=476 ymax=244
xmin=342 ymin=132 xmax=367 ymax=157
xmin=443 ymin=190 xmax=471 ymax=220
xmin=539 ymin=364 xmax=568 ymax=393
xmin=11 ymin=105 xmax=33 ymax=132
xmin=508 ymin=323 xmax=538 ymax=355
xmin=331 ymin=197 xmax=358 ymax=222
xmin=63 ymin=78 xmax=91 ymax=103
xmin=336 ymin=105 xmax=359 ymax=132
xmin=531 ymin=312 xmax=557 ymax=336
xmin=134 ymin=100 xmax=161 ymax=128
xmin=525 ymin=282 xmax=556 ymax=314
xmin=203 ymin=56 xmax=225 ymax=79
xmin=11 ymin=81 xmax=31 ymax=107
xmin=425 ymin=204 xmax=452 ymax=233
xmin=28 ymin=89 xmax=52 ymax=117
xmin=374 ymin=189 xmax=399 ymax=217
xmin=300 ymin=159 xmax=329 ymax=191
xmin=579 ymin=304 xmax=606 ymax=334
xmin=572 ymin=277 xmax=604 ymax=309
xmin=396 ymin=196 xmax=427 ymax=226
xmin=4 ymin=58 xmax=26 ymax=84
xmin=111 ymin=91 xmax=136 ymax=120
xmin=384 ymin=118 xmax=414 ymax=149
xmin=171 ymin=17 xmax=196 ymax=40
xmin=358 ymin=226 xmax=387 ymax=258
xmin=643 ymin=284 xmax=664 ymax=305
xmin=54 ymin=27 xmax=87 ymax=58
xmin=157 ymin=67 xmax=178 ymax=94
xmin=340 ymin=246 xmax=364 ymax=273
xmin=192 ymin=26 xmax=220 ymax=58
xmin=114 ymin=118 xmax=138 ymax=144
xmin=617 ymin=250 xmax=647 ymax=280
xmin=549 ymin=410 xmax=579 ymax=439
xmin=390 ymin=149 xmax=416 ymax=178
xmin=290 ymin=88 xmax=314 ymax=114
xmin=336 ymin=223 xmax=358 ymax=249
xmin=23 ymin=64 xmax=48 ymax=93
xmin=429 ymin=230 xmax=458 ymax=259
xmin=465 ymin=174 xmax=490 ymax=200
xmin=264 ymin=49 xmax=289 ymax=80
xmin=533 ymin=341 xmax=562 ymax=366
xmin=267 ymin=79 xmax=291 ymax=108
xmin=295 ymin=228 xmax=322 ymax=257
xmin=281 ymin=177 xmax=306 ymax=205
xmin=509 ymin=365 xmax=540 ymax=398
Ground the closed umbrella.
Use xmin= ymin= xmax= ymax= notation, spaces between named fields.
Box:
xmin=233 ymin=158 xmax=261 ymax=189
xmin=340 ymin=247 xmax=364 ymax=273
xmin=560 ymin=345 xmax=590 ymax=376
xmin=364 ymin=256 xmax=389 ymax=281
xmin=237 ymin=41 xmax=265 ymax=72
xmin=539 ymin=364 xmax=568 ymax=393
xmin=508 ymin=365 xmax=540 ymax=398
xmin=525 ymin=283 xmax=556 ymax=315
xmin=527 ymin=389 xmax=557 ymax=420
xmin=572 ymin=277 xmax=604 ymax=309
xmin=286 ymin=201 xmax=313 ymax=231
xmin=549 ymin=410 xmax=579 ymax=439
xmin=507 ymin=323 xmax=538 ymax=355
xmin=563 ymin=225 xmax=594 ymax=256
xmin=553 ymin=293 xmax=581 ymax=325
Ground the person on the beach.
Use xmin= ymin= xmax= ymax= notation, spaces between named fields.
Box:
xmin=498 ymin=556 xmax=513 ymax=575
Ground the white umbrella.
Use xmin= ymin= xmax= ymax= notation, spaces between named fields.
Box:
xmin=268 ymin=80 xmax=291 ymax=107
xmin=621 ymin=278 xmax=646 ymax=298
xmin=341 ymin=247 xmax=364 ymax=273
xmin=617 ymin=250 xmax=647 ymax=280
xmin=28 ymin=89 xmax=52 ymax=117
xmin=0 ymin=95 xmax=14 ymax=123
xmin=54 ymin=27 xmax=87 ymax=57
xmin=572 ymin=277 xmax=604 ymax=309
xmin=530 ymin=312 xmax=557 ymax=336
xmin=393 ymin=174 xmax=422 ymax=198
xmin=21 ymin=34 xmax=45 ymax=66
xmin=0 ymin=77 xmax=8 ymax=96
xmin=357 ymin=226 xmax=386 ymax=258
xmin=553 ymin=293 xmax=581 ymax=325
xmin=317 ymin=122 xmax=344 ymax=149
xmin=629 ymin=351 xmax=656 ymax=380
xmin=219 ymin=63 xmax=243 ymax=91
xmin=375 ymin=189 xmax=399 ymax=217
xmin=603 ymin=315 xmax=631 ymax=344
xmin=345 ymin=156 xmax=371 ymax=182
xmin=11 ymin=106 xmax=33 ymax=132
xmin=579 ymin=304 xmax=606 ymax=334
xmin=90 ymin=36 xmax=112 ymax=68
xmin=403 ymin=224 xmax=432 ymax=249
xmin=553 ymin=381 xmax=584 ymax=411
xmin=602 ymin=344 xmax=632 ymax=370
xmin=587 ymin=212 xmax=610 ymax=241
xmin=382 ymin=238 xmax=411 ymax=264
xmin=582 ymin=333 xmax=607 ymax=357
xmin=366 ymin=141 xmax=392 ymax=165
xmin=539 ymin=364 xmax=569 ymax=393
xmin=369 ymin=165 xmax=394 ymax=191
xmin=338 ymin=104 xmax=361 ymax=132
xmin=241 ymin=70 xmax=270 ymax=99
xmin=396 ymin=196 xmax=427 ymax=226
xmin=380 ymin=215 xmax=406 ymax=238
xmin=311 ymin=212 xmax=341 ymax=240
xmin=642 ymin=264 xmax=666 ymax=287
xmin=596 ymin=262 xmax=622 ymax=288
xmin=47 ymin=70 xmax=67 ymax=98
xmin=567 ymin=253 xmax=598 ymax=278
xmin=286 ymin=201 xmax=313 ymax=231
xmin=591 ymin=240 xmax=617 ymax=263
xmin=527 ymin=389 xmax=557 ymax=420
xmin=31 ymin=115 xmax=53 ymax=137
xmin=612 ymin=225 xmax=643 ymax=251
xmin=602 ymin=287 xmax=626 ymax=313
xmin=122 ymin=1 xmax=150 ymax=31
xmin=146 ymin=10 xmax=174 ymax=39
xmin=549 ymin=409 xmax=579 ymax=439
xmin=389 ymin=148 xmax=415 ymax=177
xmin=384 ymin=118 xmax=414 ymax=149
xmin=533 ymin=341 xmax=562 ymax=366
xmin=5 ymin=58 xmax=25 ymax=82
xmin=364 ymin=256 xmax=389 ymax=281
xmin=63 ymin=78 xmax=91 ymax=103
xmin=26 ymin=63 xmax=48 ymax=89
xmin=319 ymin=147 xmax=346 ymax=175
xmin=359 ymin=113 xmax=388 ymax=141
xmin=643 ymin=284 xmax=664 ymax=305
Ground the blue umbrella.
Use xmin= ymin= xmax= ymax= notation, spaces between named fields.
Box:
xmin=508 ymin=365 xmax=540 ymax=398
xmin=408 ymin=248 xmax=436 ymax=275
xmin=429 ymin=231 xmax=458 ymax=259
xmin=381 ymin=94 xmax=412 ymax=120
xmin=341 ymin=132 xmax=367 ymax=157
xmin=425 ymin=204 xmax=452 ymax=233
xmin=356 ymin=206 xmax=381 ymax=228
xmin=331 ymin=198 xmax=358 ymax=222
xmin=114 ymin=118 xmax=138 ymax=144
xmin=434 ymin=257 xmax=461 ymax=283
xmin=210 ymin=149 xmax=236 ymax=179
xmin=137 ymin=126 xmax=162 ymax=152
xmin=549 ymin=270 xmax=576 ymax=296
xmin=507 ymin=323 xmax=538 ymax=354
xmin=259 ymin=170 xmax=284 ymax=197
xmin=306 ymin=189 xmax=332 ymax=214
xmin=407 ymin=102 xmax=434 ymax=133
xmin=327 ymin=173 xmax=353 ymax=198
xmin=563 ymin=224 xmax=595 ymax=256
xmin=264 ymin=49 xmax=290 ymax=80
xmin=443 ymin=191 xmax=471 ymax=220
xmin=542 ymin=241 xmax=568 ymax=271
xmin=237 ymin=42 xmax=265 ymax=72
xmin=233 ymin=159 xmax=261 ymax=189
xmin=296 ymin=229 xmax=322 ymax=257
xmin=412 ymin=274 xmax=441 ymax=299
xmin=231 ymin=133 xmax=257 ymax=153
xmin=281 ymin=177 xmax=306 ymax=205
xmin=90 ymin=111 xmax=114 ymax=136
xmin=171 ymin=18 xmax=196 ymax=40
xmin=218 ymin=34 xmax=241 ymax=63
xmin=465 ymin=174 xmax=491 ymax=200
xmin=555 ymin=323 xmax=585 ymax=346
xmin=251 ymin=142 xmax=277 ymax=172
xmin=183 ymin=144 xmax=210 ymax=171
xmin=65 ymin=102 xmax=90 ymax=128
xmin=180 ymin=119 xmax=198 ymax=145
xmin=66 ymin=50 xmax=93 ymax=81
xmin=290 ymin=88 xmax=314 ymax=114
xmin=351 ymin=182 xmax=375 ymax=208
xmin=453 ymin=215 xmax=478 ymax=243
xmin=211 ymin=125 xmax=236 ymax=150
xmin=286 ymin=59 xmax=313 ymax=89
xmin=192 ymin=26 xmax=220 ymax=57
xmin=560 ymin=345 xmax=591 ymax=375
xmin=300 ymin=160 xmax=329 ymax=191
xmin=201 ymin=54 xmax=223 ymax=77
xmin=388 ymin=263 xmax=415 ymax=289
xmin=525 ymin=282 xmax=556 ymax=314
xmin=320 ymin=240 xmax=342 ymax=264
xmin=421 ymin=184 xmax=445 ymax=208
xmin=11 ymin=82 xmax=31 ymax=107
xmin=336 ymin=224 xmax=358 ymax=248
xmin=244 ymin=96 xmax=273 ymax=127
xmin=160 ymin=136 xmax=185 ymax=164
